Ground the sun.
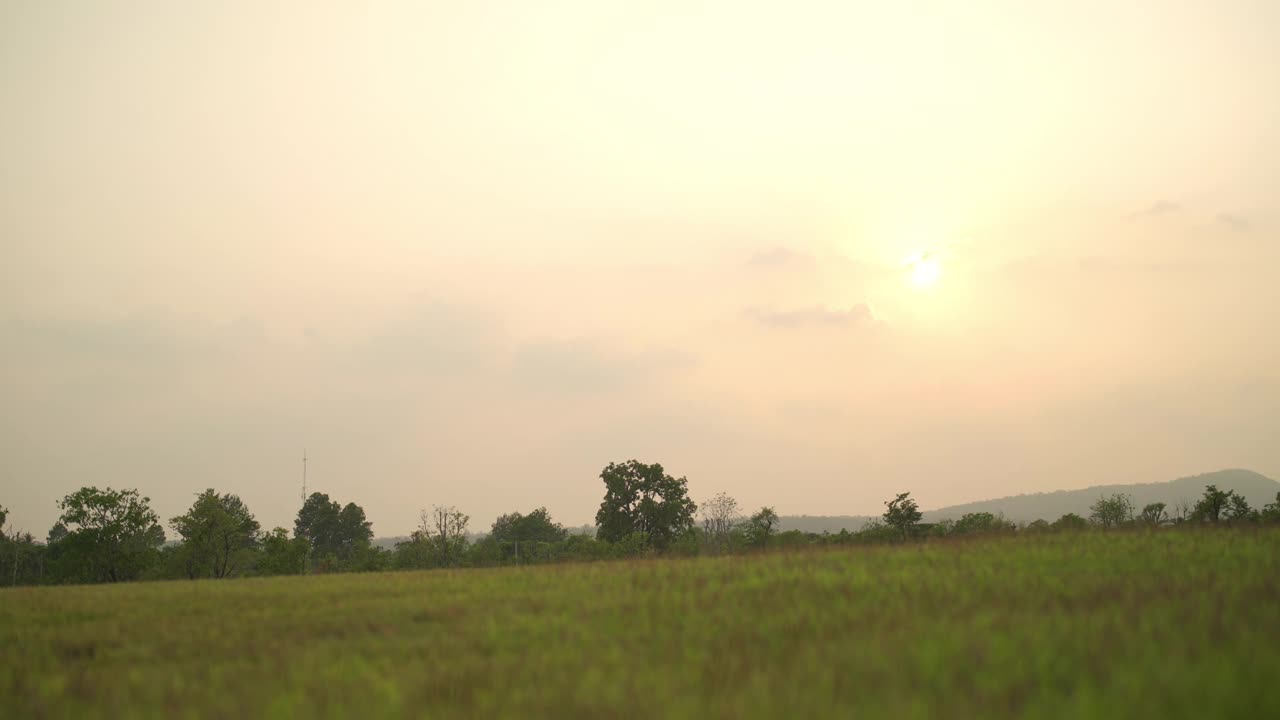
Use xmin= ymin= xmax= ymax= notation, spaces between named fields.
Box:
xmin=907 ymin=254 xmax=942 ymax=288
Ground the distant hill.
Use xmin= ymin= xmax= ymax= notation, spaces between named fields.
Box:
xmin=777 ymin=469 xmax=1280 ymax=532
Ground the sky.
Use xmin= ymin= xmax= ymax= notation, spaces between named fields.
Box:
xmin=2 ymin=1 xmax=1278 ymax=538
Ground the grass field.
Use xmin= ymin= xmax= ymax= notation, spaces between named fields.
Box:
xmin=3 ymin=529 xmax=1278 ymax=719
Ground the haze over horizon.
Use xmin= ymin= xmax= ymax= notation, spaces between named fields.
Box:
xmin=3 ymin=1 xmax=1278 ymax=537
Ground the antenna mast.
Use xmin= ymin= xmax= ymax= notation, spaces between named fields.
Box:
xmin=301 ymin=449 xmax=307 ymax=504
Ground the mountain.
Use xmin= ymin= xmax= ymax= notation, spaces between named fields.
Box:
xmin=777 ymin=469 xmax=1280 ymax=532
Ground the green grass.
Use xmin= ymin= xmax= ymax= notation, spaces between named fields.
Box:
xmin=3 ymin=529 xmax=1278 ymax=719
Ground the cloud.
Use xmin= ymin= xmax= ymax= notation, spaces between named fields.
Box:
xmin=746 ymin=303 xmax=877 ymax=329
xmin=1215 ymin=212 xmax=1250 ymax=231
xmin=1130 ymin=200 xmax=1180 ymax=218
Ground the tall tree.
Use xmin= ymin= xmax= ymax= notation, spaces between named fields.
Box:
xmin=745 ymin=506 xmax=779 ymax=549
xmin=883 ymin=492 xmax=922 ymax=541
xmin=1191 ymin=485 xmax=1232 ymax=524
xmin=295 ymin=493 xmax=373 ymax=563
xmin=54 ymin=487 xmax=165 ymax=583
xmin=595 ymin=460 xmax=697 ymax=550
xmin=425 ymin=505 xmax=469 ymax=567
xmin=170 ymin=489 xmax=261 ymax=579
xmin=700 ymin=492 xmax=739 ymax=553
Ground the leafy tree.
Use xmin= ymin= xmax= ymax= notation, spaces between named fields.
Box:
xmin=700 ymin=492 xmax=739 ymax=553
xmin=337 ymin=502 xmax=374 ymax=558
xmin=1025 ymin=519 xmax=1051 ymax=532
xmin=1225 ymin=494 xmax=1255 ymax=523
xmin=490 ymin=507 xmax=567 ymax=562
xmin=745 ymin=506 xmax=779 ymax=549
xmin=1261 ymin=493 xmax=1280 ymax=524
xmin=426 ymin=505 xmax=469 ymax=567
xmin=170 ymin=489 xmax=261 ymax=579
xmin=595 ymin=460 xmax=697 ymax=551
xmin=1191 ymin=485 xmax=1232 ymax=524
xmin=950 ymin=512 xmax=1016 ymax=536
xmin=1089 ymin=493 xmax=1134 ymax=529
xmin=294 ymin=492 xmax=373 ymax=564
xmin=1138 ymin=502 xmax=1167 ymax=526
xmin=883 ymin=492 xmax=922 ymax=541
xmin=54 ymin=487 xmax=165 ymax=583
xmin=1051 ymin=513 xmax=1089 ymax=531
xmin=256 ymin=527 xmax=310 ymax=575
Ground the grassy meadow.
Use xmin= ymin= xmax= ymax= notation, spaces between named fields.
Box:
xmin=3 ymin=528 xmax=1278 ymax=719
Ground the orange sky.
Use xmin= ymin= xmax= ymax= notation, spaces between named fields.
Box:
xmin=2 ymin=1 xmax=1278 ymax=536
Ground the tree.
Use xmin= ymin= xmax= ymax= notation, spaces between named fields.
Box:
xmin=1262 ymin=493 xmax=1280 ymax=524
xmin=883 ymin=492 xmax=922 ymax=541
xmin=490 ymin=507 xmax=567 ymax=561
xmin=426 ymin=505 xmax=469 ymax=567
xmin=337 ymin=503 xmax=374 ymax=558
xmin=950 ymin=512 xmax=1016 ymax=536
xmin=1138 ymin=502 xmax=1167 ymax=526
xmin=294 ymin=492 xmax=373 ymax=565
xmin=54 ymin=487 xmax=165 ymax=583
xmin=745 ymin=506 xmax=778 ymax=549
xmin=595 ymin=460 xmax=697 ymax=551
xmin=1089 ymin=493 xmax=1134 ymax=529
xmin=1052 ymin=513 xmax=1089 ymax=531
xmin=256 ymin=527 xmax=310 ymax=576
xmin=1225 ymin=494 xmax=1255 ymax=523
xmin=1191 ymin=485 xmax=1232 ymax=524
xmin=700 ymin=492 xmax=739 ymax=553
xmin=170 ymin=489 xmax=261 ymax=579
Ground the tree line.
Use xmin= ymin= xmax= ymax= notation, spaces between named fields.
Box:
xmin=2 ymin=460 xmax=1278 ymax=587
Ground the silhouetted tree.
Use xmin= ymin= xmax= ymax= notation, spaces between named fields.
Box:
xmin=255 ymin=527 xmax=310 ymax=576
xmin=595 ymin=460 xmax=697 ymax=551
xmin=883 ymin=492 xmax=922 ymax=540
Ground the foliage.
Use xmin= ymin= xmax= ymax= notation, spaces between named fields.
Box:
xmin=1139 ymin=502 xmax=1168 ymax=526
xmin=170 ymin=489 xmax=261 ymax=579
xmin=1089 ymin=493 xmax=1135 ymax=529
xmin=255 ymin=528 xmax=310 ymax=576
xmin=52 ymin=487 xmax=165 ymax=583
xmin=425 ymin=505 xmax=470 ymax=568
xmin=490 ymin=507 xmax=568 ymax=561
xmin=1052 ymin=513 xmax=1089 ymax=531
xmin=949 ymin=512 xmax=1017 ymax=536
xmin=700 ymin=492 xmax=739 ymax=554
xmin=595 ymin=460 xmax=697 ymax=551
xmin=1263 ymin=493 xmax=1280 ymax=524
xmin=1191 ymin=484 xmax=1233 ymax=524
xmin=294 ymin=493 xmax=373 ymax=565
xmin=744 ymin=506 xmax=779 ymax=549
xmin=883 ymin=492 xmax=922 ymax=540
xmin=4 ymin=530 xmax=1278 ymax=718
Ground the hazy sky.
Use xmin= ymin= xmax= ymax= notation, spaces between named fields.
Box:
xmin=3 ymin=1 xmax=1278 ymax=537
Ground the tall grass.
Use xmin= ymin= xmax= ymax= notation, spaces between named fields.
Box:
xmin=3 ymin=528 xmax=1277 ymax=718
